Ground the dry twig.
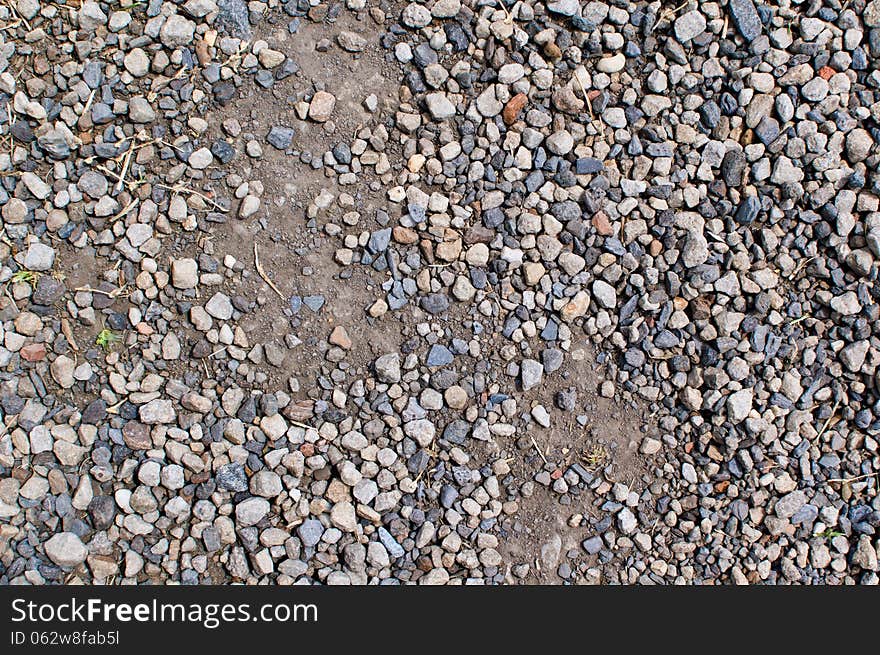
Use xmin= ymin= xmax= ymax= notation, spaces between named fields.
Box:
xmin=253 ymin=244 xmax=285 ymax=300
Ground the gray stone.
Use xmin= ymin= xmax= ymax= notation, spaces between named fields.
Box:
xmin=45 ymin=532 xmax=88 ymax=567
xmin=236 ymin=497 xmax=270 ymax=526
xmin=160 ymin=14 xmax=196 ymax=48
xmin=217 ymin=463 xmax=248 ymax=492
xmin=267 ymin=126 xmax=295 ymax=150
xmin=547 ymin=0 xmax=580 ymax=17
xmin=425 ymin=93 xmax=456 ymax=120
xmin=775 ymin=490 xmax=807 ymax=520
xmin=205 ymin=293 xmax=234 ymax=320
xmin=617 ymin=508 xmax=637 ymax=534
xmin=375 ymin=353 xmax=401 ymax=383
xmin=674 ymin=11 xmax=706 ymax=42
xmin=298 ymin=519 xmax=324 ymax=547
xmin=728 ymin=0 xmax=762 ymax=42
xmin=402 ymin=4 xmax=432 ymax=28
xmin=216 ymin=0 xmax=251 ymax=38
xmin=521 ymin=359 xmax=543 ymax=391
xmin=139 ymin=399 xmax=175 ymax=424
xmin=337 ymin=31 xmax=367 ymax=52
xmin=23 ymin=242 xmax=55 ymax=271
xmin=727 ymin=389 xmax=753 ymax=422
xmin=592 ymin=280 xmax=617 ymax=309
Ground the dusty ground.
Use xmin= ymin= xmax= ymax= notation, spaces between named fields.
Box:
xmin=187 ymin=11 xmax=655 ymax=581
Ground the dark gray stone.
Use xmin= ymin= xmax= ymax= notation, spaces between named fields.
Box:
xmin=267 ymin=126 xmax=295 ymax=150
xmin=729 ymin=0 xmax=762 ymax=42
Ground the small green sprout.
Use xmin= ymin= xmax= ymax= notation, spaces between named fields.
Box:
xmin=11 ymin=269 xmax=40 ymax=288
xmin=582 ymin=444 xmax=610 ymax=470
xmin=95 ymin=329 xmax=122 ymax=350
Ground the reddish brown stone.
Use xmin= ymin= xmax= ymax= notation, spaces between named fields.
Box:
xmin=283 ymin=399 xmax=314 ymax=422
xmin=464 ymin=225 xmax=495 ymax=244
xmin=20 ymin=343 xmax=46 ymax=362
xmin=591 ymin=211 xmax=613 ymax=236
xmin=502 ymin=93 xmax=528 ymax=125
xmin=690 ymin=295 xmax=713 ymax=320
xmin=122 ymin=421 xmax=152 ymax=450
xmin=543 ymin=42 xmax=562 ymax=60
xmin=392 ymin=226 xmax=418 ymax=244
xmin=328 ymin=325 xmax=352 ymax=350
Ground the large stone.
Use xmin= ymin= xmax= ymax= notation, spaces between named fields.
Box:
xmin=78 ymin=2 xmax=107 ymax=31
xmin=521 ymin=359 xmax=544 ymax=391
xmin=309 ymin=91 xmax=336 ymax=122
xmin=375 ymin=353 xmax=401 ymax=383
xmin=205 ymin=293 xmax=233 ymax=320
xmin=727 ymin=389 xmax=753 ymax=422
xmin=171 ymin=258 xmax=198 ymax=289
xmin=160 ymin=14 xmax=196 ymax=48
xmin=728 ymin=0 xmax=762 ymax=41
xmin=330 ymin=501 xmax=357 ymax=532
xmin=23 ymin=242 xmax=55 ymax=271
xmin=337 ymin=31 xmax=367 ymax=52
xmin=425 ymin=92 xmax=456 ymax=120
xmin=139 ymin=399 xmax=175 ymax=424
xmin=674 ymin=11 xmax=706 ymax=42
xmin=45 ymin=532 xmax=88 ymax=567
xmin=236 ymin=497 xmax=270 ymax=526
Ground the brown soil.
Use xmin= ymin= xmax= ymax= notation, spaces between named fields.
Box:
xmin=495 ymin=345 xmax=654 ymax=584
xmin=38 ymin=7 xmax=659 ymax=583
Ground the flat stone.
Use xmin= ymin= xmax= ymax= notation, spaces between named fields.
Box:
xmin=375 ymin=353 xmax=401 ymax=383
xmin=236 ymin=497 xmax=270 ymax=526
xmin=425 ymin=92 xmax=456 ymax=120
xmin=267 ymin=126 xmax=295 ymax=149
xmin=337 ymin=31 xmax=367 ymax=52
xmin=160 ymin=14 xmax=196 ymax=48
xmin=139 ymin=399 xmax=175 ymax=424
xmin=727 ymin=389 xmax=753 ymax=422
xmin=521 ymin=359 xmax=544 ymax=391
xmin=674 ymin=11 xmax=707 ymax=42
xmin=23 ymin=242 xmax=55 ymax=271
xmin=728 ymin=0 xmax=762 ymax=42
xmin=205 ymin=293 xmax=233 ymax=320
xmin=427 ymin=344 xmax=454 ymax=367
xmin=171 ymin=258 xmax=198 ymax=289
xmin=309 ymin=91 xmax=336 ymax=122
xmin=44 ymin=532 xmax=88 ymax=567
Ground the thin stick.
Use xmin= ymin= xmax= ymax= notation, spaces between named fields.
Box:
xmin=74 ymin=286 xmax=124 ymax=298
xmin=115 ymin=139 xmax=135 ymax=193
xmin=253 ymin=243 xmax=285 ymax=299
xmin=81 ymin=88 xmax=96 ymax=118
xmin=110 ymin=198 xmax=139 ymax=222
xmin=3 ymin=0 xmax=31 ymax=31
xmin=813 ymin=399 xmax=841 ymax=444
xmin=0 ymin=416 xmax=17 ymax=439
xmin=574 ymin=71 xmax=596 ymax=127
xmin=156 ymin=183 xmax=225 ymax=210
xmin=827 ymin=472 xmax=878 ymax=484
xmin=530 ymin=435 xmax=548 ymax=465
xmin=498 ymin=0 xmax=513 ymax=24
xmin=61 ymin=318 xmax=79 ymax=352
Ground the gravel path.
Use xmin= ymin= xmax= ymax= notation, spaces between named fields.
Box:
xmin=0 ymin=0 xmax=878 ymax=585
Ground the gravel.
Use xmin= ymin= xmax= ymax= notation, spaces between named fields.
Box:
xmin=3 ymin=0 xmax=878 ymax=589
